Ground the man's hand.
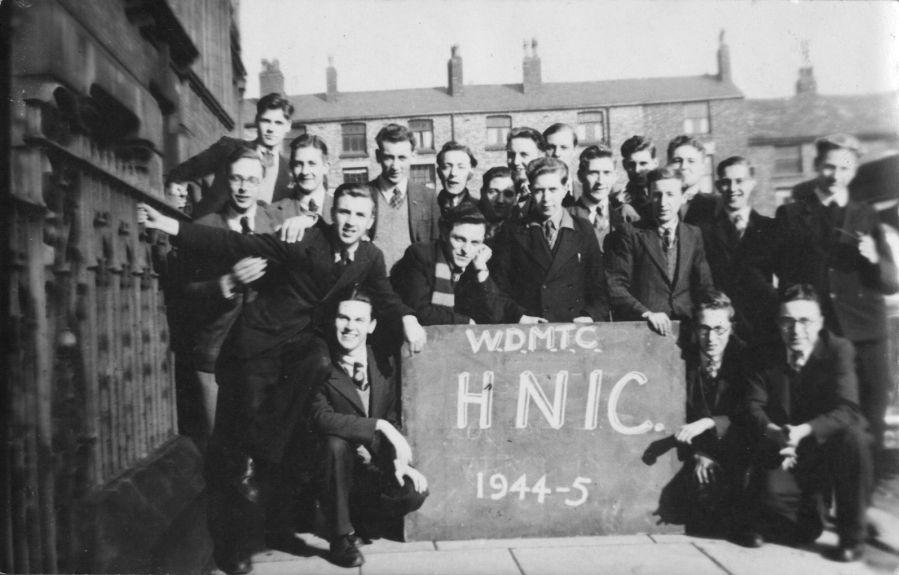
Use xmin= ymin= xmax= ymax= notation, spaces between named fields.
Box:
xmin=644 ymin=312 xmax=672 ymax=336
xmin=231 ymin=257 xmax=267 ymax=286
xmin=472 ymin=244 xmax=493 ymax=272
xmin=858 ymin=233 xmax=880 ymax=264
xmin=572 ymin=316 xmax=593 ymax=324
xmin=402 ymin=315 xmax=427 ymax=354
xmin=766 ymin=423 xmax=789 ymax=447
xmin=779 ymin=445 xmax=798 ymax=471
xmin=356 ymin=445 xmax=372 ymax=465
xmin=395 ymin=462 xmax=428 ymax=492
xmin=693 ymin=453 xmax=719 ymax=485
xmin=277 ymin=214 xmax=317 ymax=243
xmin=676 ymin=417 xmax=715 ymax=444
xmin=137 ymin=202 xmax=180 ymax=236
xmin=376 ymin=419 xmax=412 ymax=468
xmin=519 ymin=315 xmax=548 ymax=324
xmin=785 ymin=423 xmax=812 ymax=448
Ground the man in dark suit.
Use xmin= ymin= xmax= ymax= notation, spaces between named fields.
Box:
xmin=435 ymin=141 xmax=478 ymax=216
xmin=569 ymin=144 xmax=637 ymax=252
xmin=776 ymin=134 xmax=898 ymax=453
xmin=368 ymin=123 xmax=442 ymax=271
xmin=168 ymin=93 xmax=294 ymax=218
xmin=138 ymin=183 xmax=427 ymax=574
xmin=605 ymin=165 xmax=714 ymax=335
xmin=506 ymin=127 xmax=546 ymax=209
xmin=490 ymin=157 xmax=609 ymax=323
xmin=668 ymin=135 xmax=719 ymax=226
xmin=737 ymin=285 xmax=871 ymax=562
xmin=701 ymin=156 xmax=779 ymax=351
xmin=670 ymin=291 xmax=750 ymax=536
xmin=311 ymin=288 xmax=429 ymax=567
xmin=392 ymin=203 xmax=507 ymax=325
xmin=477 ymin=166 xmax=517 ymax=241
xmin=618 ymin=135 xmax=659 ymax=222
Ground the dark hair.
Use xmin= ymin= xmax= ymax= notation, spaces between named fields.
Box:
xmin=781 ymin=283 xmax=820 ymax=306
xmin=339 ymin=284 xmax=374 ymax=307
xmin=290 ymin=134 xmax=329 ymax=159
xmin=647 ymin=164 xmax=684 ymax=187
xmin=620 ymin=135 xmax=656 ymax=160
xmin=506 ymin=126 xmax=545 ymax=151
xmin=666 ymin=135 xmax=705 ymax=161
xmin=376 ymin=123 xmax=416 ymax=151
xmin=227 ymin=146 xmax=264 ymax=171
xmin=481 ymin=166 xmax=512 ymax=191
xmin=332 ymin=182 xmax=374 ymax=206
xmin=543 ymin=123 xmax=578 ymax=148
xmin=578 ymin=144 xmax=614 ymax=175
xmin=441 ymin=202 xmax=488 ymax=231
xmin=255 ymin=92 xmax=294 ymax=120
xmin=695 ymin=290 xmax=735 ymax=320
xmin=716 ymin=155 xmax=754 ymax=178
xmin=526 ymin=156 xmax=568 ymax=186
xmin=437 ymin=141 xmax=478 ymax=169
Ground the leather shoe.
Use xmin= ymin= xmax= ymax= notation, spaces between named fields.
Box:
xmin=329 ymin=533 xmax=365 ymax=567
xmin=218 ymin=557 xmax=253 ymax=574
xmin=731 ymin=529 xmax=764 ymax=548
xmin=831 ymin=543 xmax=864 ymax=562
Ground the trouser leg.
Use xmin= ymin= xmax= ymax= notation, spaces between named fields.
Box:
xmin=826 ymin=426 xmax=873 ymax=546
xmin=320 ymin=436 xmax=357 ymax=538
xmin=854 ymin=338 xmax=891 ymax=453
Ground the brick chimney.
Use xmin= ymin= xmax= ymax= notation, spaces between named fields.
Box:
xmin=522 ymin=38 xmax=542 ymax=93
xmin=447 ymin=45 xmax=463 ymax=96
xmin=259 ymin=58 xmax=284 ymax=96
xmin=795 ymin=40 xmax=817 ymax=96
xmin=326 ymin=55 xmax=339 ymax=101
xmin=716 ymin=29 xmax=731 ymax=82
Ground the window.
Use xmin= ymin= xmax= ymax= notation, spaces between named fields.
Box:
xmin=409 ymin=119 xmax=434 ymax=152
xmin=701 ymin=155 xmax=714 ymax=194
xmin=683 ymin=102 xmax=710 ymax=135
xmin=342 ymin=167 xmax=369 ymax=185
xmin=410 ymin=164 xmax=436 ymax=190
xmin=341 ymin=123 xmax=367 ymax=156
xmin=576 ymin=111 xmax=606 ymax=144
xmin=773 ymin=145 xmax=802 ymax=176
xmin=486 ymin=115 xmax=511 ymax=149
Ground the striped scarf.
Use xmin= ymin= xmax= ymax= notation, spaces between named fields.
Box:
xmin=431 ymin=245 xmax=456 ymax=309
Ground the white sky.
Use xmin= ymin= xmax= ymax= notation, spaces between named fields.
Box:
xmin=240 ymin=0 xmax=899 ymax=100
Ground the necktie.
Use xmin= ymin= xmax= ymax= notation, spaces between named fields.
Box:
xmin=789 ymin=350 xmax=806 ymax=372
xmin=345 ymin=361 xmax=368 ymax=390
xmin=732 ymin=213 xmax=746 ymax=239
xmin=594 ymin=205 xmax=607 ymax=233
xmin=702 ymin=358 xmax=721 ymax=380
xmin=240 ymin=216 xmax=252 ymax=234
xmin=543 ymin=219 xmax=557 ymax=248
xmin=662 ymin=227 xmax=673 ymax=252
xmin=260 ymin=148 xmax=274 ymax=169
xmin=662 ymin=227 xmax=676 ymax=280
xmin=337 ymin=247 xmax=350 ymax=267
xmin=308 ymin=198 xmax=319 ymax=214
xmin=389 ymin=188 xmax=404 ymax=209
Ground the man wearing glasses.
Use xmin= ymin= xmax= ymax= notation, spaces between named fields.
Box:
xmin=736 ymin=285 xmax=871 ymax=562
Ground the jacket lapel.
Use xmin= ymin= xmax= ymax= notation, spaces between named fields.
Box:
xmin=514 ymin=224 xmax=552 ymax=272
xmin=328 ymin=366 xmax=367 ymax=416
xmin=407 ymin=184 xmax=423 ymax=241
xmin=546 ymin=226 xmax=579 ymax=280
xmin=639 ymin=225 xmax=669 ymax=281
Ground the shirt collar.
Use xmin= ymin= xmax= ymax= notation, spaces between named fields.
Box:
xmin=339 ymin=347 xmax=367 ymax=365
xmin=556 ymin=208 xmax=575 ymax=230
xmin=225 ymin=202 xmax=257 ymax=230
xmin=814 ymin=186 xmax=848 ymax=208
xmin=333 ymin=241 xmax=360 ymax=263
xmin=727 ymin=207 xmax=751 ymax=224
xmin=377 ymin=176 xmax=408 ymax=197
xmin=658 ymin=218 xmax=678 ymax=234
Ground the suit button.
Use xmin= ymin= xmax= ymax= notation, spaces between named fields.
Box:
xmin=542 ymin=285 xmax=548 ymax=289
xmin=831 ymin=293 xmax=837 ymax=300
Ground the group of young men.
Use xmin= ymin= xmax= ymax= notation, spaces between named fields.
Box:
xmin=142 ymin=92 xmax=896 ymax=571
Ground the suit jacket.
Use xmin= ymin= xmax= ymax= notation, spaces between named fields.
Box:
xmin=776 ymin=181 xmax=898 ymax=341
xmin=490 ymin=214 xmax=610 ymax=322
xmin=700 ymin=209 xmax=779 ymax=346
xmin=181 ymin=205 xmax=278 ymax=370
xmin=309 ymin=346 xmax=400 ymax=448
xmin=568 ymin=198 xmax=617 ymax=252
xmin=437 ymin=189 xmax=478 ymax=217
xmin=681 ymin=192 xmax=721 ymax=227
xmin=683 ymin=342 xmax=748 ymax=461
xmin=168 ymin=136 xmax=293 ymax=219
xmin=265 ymin=192 xmax=334 ymax=226
xmin=174 ymin=224 xmax=413 ymax=358
xmin=391 ymin=239 xmax=509 ymax=325
xmin=369 ymin=180 xmax=442 ymax=245
xmin=605 ymin=219 xmax=714 ymax=321
xmin=744 ymin=331 xmax=863 ymax=444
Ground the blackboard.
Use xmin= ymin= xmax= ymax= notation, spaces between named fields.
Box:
xmin=402 ymin=321 xmax=685 ymax=540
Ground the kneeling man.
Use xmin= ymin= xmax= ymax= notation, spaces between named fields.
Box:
xmin=739 ymin=284 xmax=871 ymax=562
xmin=312 ymin=288 xmax=429 ymax=567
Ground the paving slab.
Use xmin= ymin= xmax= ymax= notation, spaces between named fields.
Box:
xmin=694 ymin=540 xmax=880 ymax=575
xmin=361 ymin=548 xmax=521 ymax=575
xmin=512 ymin=542 xmax=726 ymax=575
xmin=252 ymin=555 xmax=358 ymax=575
xmin=436 ymin=534 xmax=652 ymax=550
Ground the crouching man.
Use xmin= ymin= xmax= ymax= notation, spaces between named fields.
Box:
xmin=311 ymin=287 xmax=429 ymax=567
xmin=736 ymin=284 xmax=872 ymax=562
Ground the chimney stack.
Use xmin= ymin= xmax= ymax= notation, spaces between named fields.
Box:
xmin=447 ymin=45 xmax=464 ymax=96
xmin=259 ymin=58 xmax=285 ymax=95
xmin=522 ymin=38 xmax=542 ymax=93
xmin=326 ymin=55 xmax=339 ymax=101
xmin=716 ymin=29 xmax=731 ymax=82
xmin=795 ymin=40 xmax=817 ymax=96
